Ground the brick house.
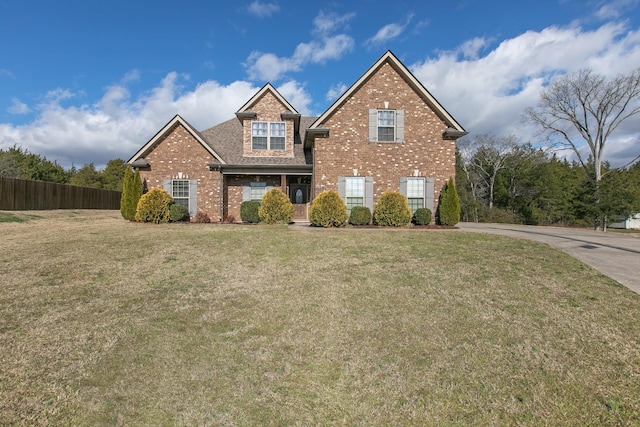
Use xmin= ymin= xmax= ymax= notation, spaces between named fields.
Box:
xmin=128 ymin=51 xmax=467 ymax=222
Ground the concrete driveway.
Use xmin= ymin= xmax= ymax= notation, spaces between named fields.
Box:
xmin=458 ymin=222 xmax=640 ymax=295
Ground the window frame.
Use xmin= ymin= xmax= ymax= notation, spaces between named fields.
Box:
xmin=377 ymin=109 xmax=396 ymax=142
xmin=251 ymin=121 xmax=286 ymax=151
xmin=345 ymin=176 xmax=365 ymax=214
xmin=406 ymin=177 xmax=425 ymax=214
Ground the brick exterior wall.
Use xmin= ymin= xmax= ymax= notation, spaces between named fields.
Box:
xmin=313 ymin=62 xmax=456 ymax=212
xmin=137 ymin=123 xmax=222 ymax=221
xmin=241 ymin=92 xmax=296 ymax=158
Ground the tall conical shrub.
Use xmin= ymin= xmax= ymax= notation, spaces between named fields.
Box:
xmin=120 ymin=166 xmax=143 ymax=221
xmin=120 ymin=166 xmax=134 ymax=220
xmin=436 ymin=177 xmax=461 ymax=226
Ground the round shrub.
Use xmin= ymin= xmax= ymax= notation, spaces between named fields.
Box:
xmin=258 ymin=188 xmax=294 ymax=224
xmin=373 ymin=191 xmax=412 ymax=226
xmin=135 ymin=188 xmax=173 ymax=223
xmin=169 ymin=203 xmax=189 ymax=222
xmin=240 ymin=200 xmax=261 ymax=223
xmin=349 ymin=206 xmax=371 ymax=226
xmin=309 ymin=190 xmax=348 ymax=227
xmin=194 ymin=211 xmax=211 ymax=223
xmin=412 ymin=208 xmax=432 ymax=225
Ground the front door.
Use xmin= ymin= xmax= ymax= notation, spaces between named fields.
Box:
xmin=290 ymin=184 xmax=309 ymax=219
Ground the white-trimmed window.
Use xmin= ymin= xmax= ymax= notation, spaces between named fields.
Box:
xmin=163 ymin=178 xmax=198 ymax=216
xmin=377 ymin=110 xmax=395 ymax=142
xmin=338 ymin=176 xmax=374 ymax=215
xmin=369 ymin=109 xmax=404 ymax=143
xmin=243 ymin=182 xmax=271 ymax=202
xmin=406 ymin=178 xmax=425 ymax=214
xmin=172 ymin=180 xmax=190 ymax=210
xmin=250 ymin=182 xmax=267 ymax=200
xmin=400 ymin=177 xmax=434 ymax=215
xmin=345 ymin=177 xmax=365 ymax=213
xmin=252 ymin=121 xmax=286 ymax=150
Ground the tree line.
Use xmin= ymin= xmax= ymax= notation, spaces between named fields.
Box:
xmin=456 ymin=134 xmax=640 ymax=227
xmin=0 ymin=146 xmax=127 ymax=191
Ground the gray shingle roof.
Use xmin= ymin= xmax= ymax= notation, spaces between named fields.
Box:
xmin=200 ymin=116 xmax=317 ymax=166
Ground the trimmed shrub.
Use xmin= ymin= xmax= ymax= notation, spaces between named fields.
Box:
xmin=120 ymin=167 xmax=143 ymax=221
xmin=436 ymin=177 xmax=461 ymax=226
xmin=412 ymin=208 xmax=432 ymax=225
xmin=309 ymin=190 xmax=348 ymax=227
xmin=349 ymin=206 xmax=372 ymax=225
xmin=258 ymin=189 xmax=294 ymax=224
xmin=135 ymin=188 xmax=173 ymax=223
xmin=194 ymin=211 xmax=211 ymax=223
xmin=240 ymin=200 xmax=261 ymax=223
xmin=169 ymin=203 xmax=189 ymax=222
xmin=373 ymin=191 xmax=412 ymax=226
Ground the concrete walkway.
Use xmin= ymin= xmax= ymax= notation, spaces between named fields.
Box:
xmin=458 ymin=222 xmax=640 ymax=295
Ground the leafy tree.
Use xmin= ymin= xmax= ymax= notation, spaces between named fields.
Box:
xmin=0 ymin=145 xmax=69 ymax=183
xmin=436 ymin=178 xmax=461 ymax=226
xmin=101 ymin=158 xmax=127 ymax=191
xmin=69 ymin=163 xmax=102 ymax=188
xmin=525 ymin=68 xmax=640 ymax=230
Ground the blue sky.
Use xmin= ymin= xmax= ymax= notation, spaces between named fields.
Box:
xmin=1 ymin=0 xmax=639 ymax=169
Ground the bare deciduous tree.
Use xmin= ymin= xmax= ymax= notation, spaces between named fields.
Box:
xmin=525 ymin=68 xmax=640 ymax=230
xmin=457 ymin=134 xmax=520 ymax=210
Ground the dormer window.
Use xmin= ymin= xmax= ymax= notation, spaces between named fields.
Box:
xmin=252 ymin=121 xmax=286 ymax=150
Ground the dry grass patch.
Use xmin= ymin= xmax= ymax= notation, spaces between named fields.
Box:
xmin=1 ymin=210 xmax=639 ymax=425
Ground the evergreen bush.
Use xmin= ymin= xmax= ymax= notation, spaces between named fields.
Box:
xmin=120 ymin=166 xmax=134 ymax=220
xmin=135 ymin=188 xmax=173 ymax=223
xmin=309 ymin=190 xmax=348 ymax=227
xmin=349 ymin=206 xmax=372 ymax=225
xmin=373 ymin=191 xmax=412 ymax=226
xmin=240 ymin=200 xmax=261 ymax=223
xmin=436 ymin=177 xmax=461 ymax=226
xmin=120 ymin=167 xmax=142 ymax=221
xmin=169 ymin=203 xmax=189 ymax=222
xmin=258 ymin=189 xmax=294 ymax=224
xmin=412 ymin=208 xmax=432 ymax=225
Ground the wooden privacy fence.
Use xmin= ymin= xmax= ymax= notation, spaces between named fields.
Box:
xmin=0 ymin=177 xmax=121 ymax=210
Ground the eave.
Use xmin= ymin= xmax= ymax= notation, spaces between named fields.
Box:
xmin=207 ymin=163 xmax=312 ymax=175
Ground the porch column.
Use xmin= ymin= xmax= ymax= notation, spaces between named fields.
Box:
xmin=280 ymin=174 xmax=286 ymax=192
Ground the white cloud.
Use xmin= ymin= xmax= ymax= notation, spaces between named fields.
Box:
xmin=410 ymin=21 xmax=640 ymax=167
xmin=0 ymin=69 xmax=14 ymax=78
xmin=367 ymin=14 xmax=413 ymax=46
xmin=594 ymin=0 xmax=640 ymax=19
xmin=245 ymin=10 xmax=355 ymax=81
xmin=8 ymin=98 xmax=29 ymax=115
xmin=247 ymin=1 xmax=280 ymax=17
xmin=0 ymin=72 xmax=265 ymax=169
xmin=326 ymin=83 xmax=348 ymax=101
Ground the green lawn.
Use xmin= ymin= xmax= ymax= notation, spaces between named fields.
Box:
xmin=1 ymin=210 xmax=639 ymax=426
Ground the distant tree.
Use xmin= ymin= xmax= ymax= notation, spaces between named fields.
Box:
xmin=436 ymin=178 xmax=460 ymax=226
xmin=0 ymin=145 xmax=69 ymax=183
xmin=101 ymin=158 xmax=127 ymax=191
xmin=525 ymin=68 xmax=640 ymax=230
xmin=69 ymin=163 xmax=102 ymax=188
xmin=457 ymin=134 xmax=520 ymax=210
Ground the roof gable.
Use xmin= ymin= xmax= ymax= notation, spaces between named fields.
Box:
xmin=310 ymin=50 xmax=466 ymax=132
xmin=236 ymin=83 xmax=299 ymax=116
xmin=128 ymin=115 xmax=225 ymax=165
